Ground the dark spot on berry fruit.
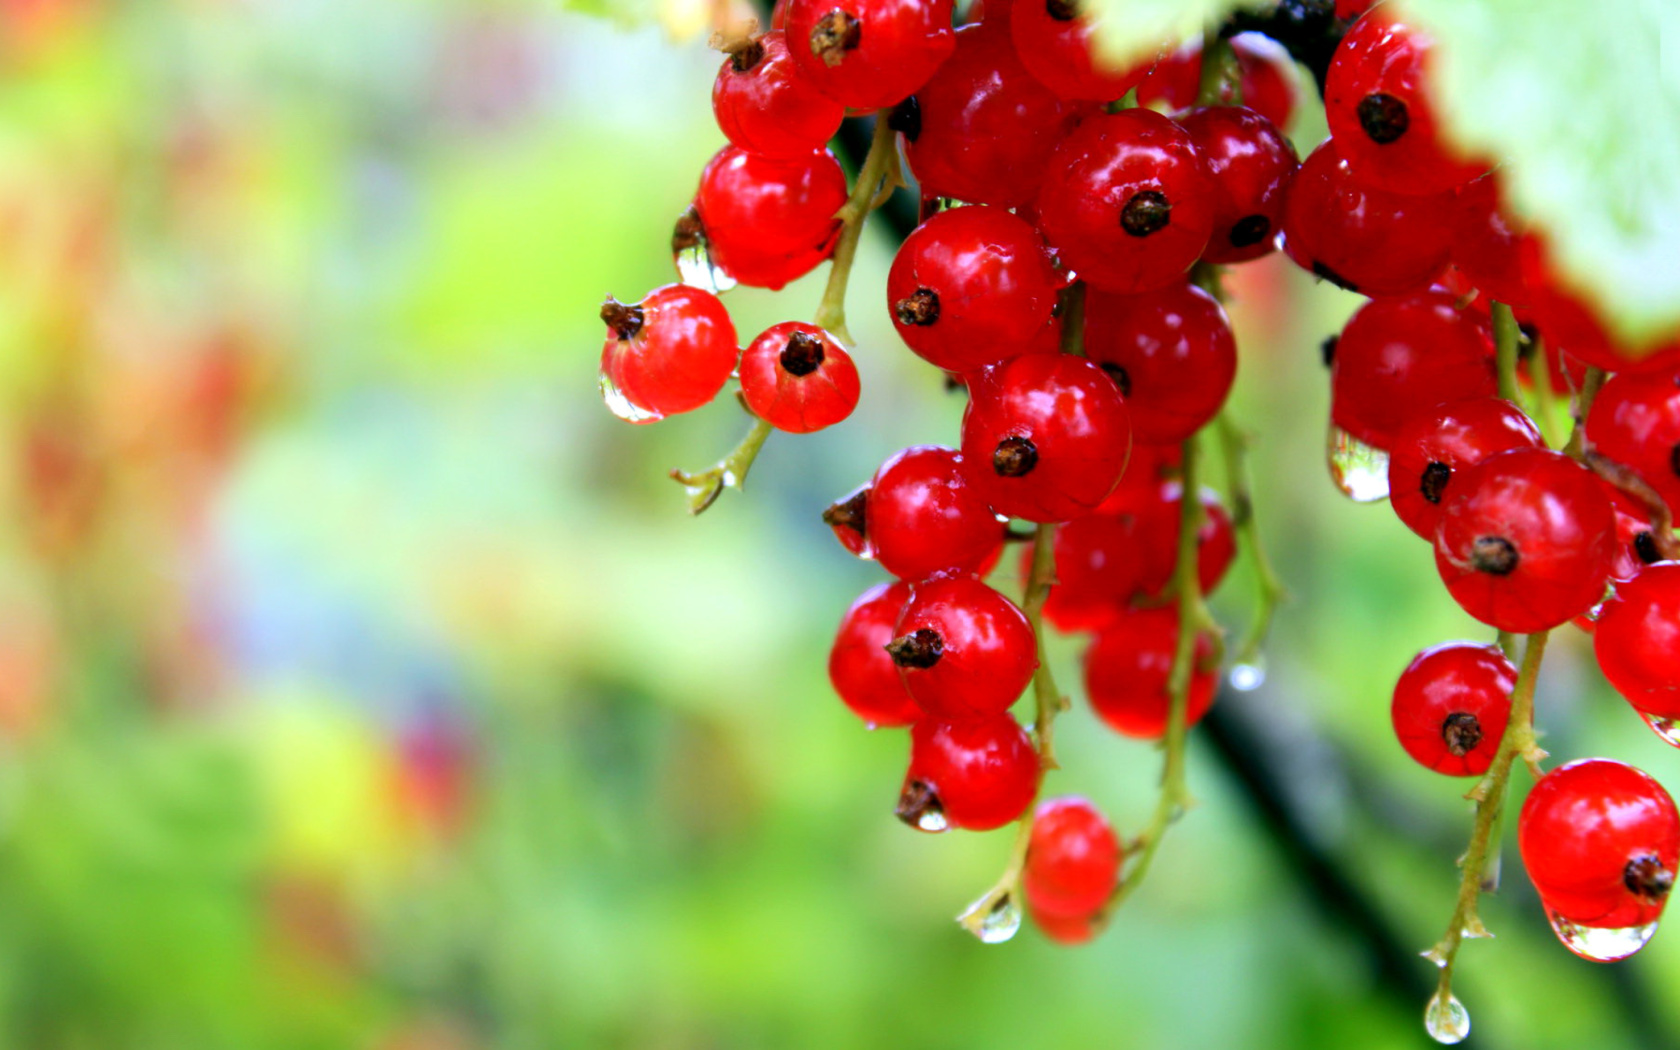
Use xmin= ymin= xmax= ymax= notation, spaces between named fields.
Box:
xmin=1229 ymin=214 xmax=1271 ymax=248
xmin=943 ymin=372 xmax=965 ymax=394
xmin=1470 ymin=535 xmax=1519 ymax=576
xmin=671 ymin=205 xmax=706 ymax=254
xmin=1669 ymin=442 xmax=1680 ymax=479
xmin=599 ymin=297 xmax=645 ymax=340
xmin=894 ymin=288 xmax=940 ymax=327
xmin=888 ymin=96 xmax=921 ymax=143
xmin=895 ymin=778 xmax=945 ymax=831
xmin=1046 ymin=0 xmax=1079 ymax=20
xmin=1357 ymin=92 xmax=1409 ymax=144
xmin=1311 ymin=260 xmax=1359 ymax=293
xmin=1099 ymin=362 xmax=1132 ymax=398
xmin=993 ymin=435 xmax=1039 ymax=477
xmin=1635 ymin=530 xmax=1661 ymax=564
xmin=727 ymin=36 xmax=766 ymax=73
xmin=1120 ymin=191 xmax=1171 ymax=237
xmin=1420 ymin=461 xmax=1452 ymax=504
xmin=810 ymin=9 xmax=862 ymax=67
xmin=1625 ymin=853 xmax=1675 ymax=902
xmin=1441 ymin=711 xmax=1482 ymax=757
xmin=886 ymin=628 xmax=944 ymax=669
xmin=780 ymin=331 xmax=826 ymax=376
xmin=822 ymin=488 xmax=868 ymax=541
xmin=1320 ymin=335 xmax=1337 ymax=368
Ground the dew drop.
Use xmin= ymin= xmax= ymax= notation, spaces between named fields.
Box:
xmin=599 ymin=371 xmax=663 ymax=424
xmin=1229 ymin=660 xmax=1266 ymax=692
xmin=1544 ymin=906 xmax=1658 ymax=962
xmin=959 ymin=893 xmax=1022 ymax=944
xmin=1326 ymin=424 xmax=1391 ymax=502
xmin=674 ymin=240 xmax=738 ymax=295
xmin=1423 ymin=990 xmax=1470 ymax=1044
xmin=1639 ymin=711 xmax=1680 ymax=749
xmin=914 ymin=808 xmax=949 ymax=832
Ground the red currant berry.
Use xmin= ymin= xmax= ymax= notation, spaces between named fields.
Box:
xmin=1009 ymin=0 xmax=1157 ymax=102
xmin=867 ymin=446 xmax=1004 ymax=580
xmin=1601 ymin=485 xmax=1666 ymax=584
xmin=691 ymin=145 xmax=847 ymax=291
xmin=1023 ymin=796 xmax=1122 ymax=916
xmin=1434 ymin=448 xmax=1618 ymax=633
xmin=1324 ymin=9 xmax=1485 ymax=196
xmin=1035 ymin=108 xmax=1217 ymax=294
xmin=898 ymin=714 xmax=1041 ymax=832
xmin=1084 ymin=282 xmax=1237 ymax=444
xmin=1330 ymin=291 xmax=1497 ymax=451
xmin=1094 ymin=439 xmax=1182 ymax=511
xmin=712 ymin=32 xmax=846 ymax=159
xmin=785 ymin=0 xmax=957 ymax=110
xmin=1280 ymin=140 xmax=1454 ymax=297
xmin=1084 ymin=606 xmax=1217 ymax=739
xmin=829 ymin=582 xmax=922 ymax=727
xmin=888 ymin=574 xmax=1038 ymax=720
xmin=1595 ymin=563 xmax=1680 ymax=721
xmin=887 ymin=205 xmax=1061 ymax=372
xmin=1137 ymin=33 xmax=1301 ymax=131
xmin=1387 ymin=397 xmax=1543 ymax=541
xmin=1451 ymin=172 xmax=1531 ymax=307
xmin=1029 ymin=903 xmax=1098 ymax=944
xmin=1586 ymin=368 xmax=1680 ymax=520
xmin=900 ymin=23 xmax=1086 ymax=210
xmin=598 ymin=285 xmax=738 ymax=422
xmin=822 ymin=481 xmax=872 ymax=557
xmin=1177 ymin=105 xmax=1299 ymax=265
xmin=1519 ymin=758 xmax=1679 ymax=935
xmin=1390 ymin=642 xmax=1515 ymax=776
xmin=738 ymin=322 xmax=859 ymax=433
xmin=960 ymin=353 xmax=1132 ymax=522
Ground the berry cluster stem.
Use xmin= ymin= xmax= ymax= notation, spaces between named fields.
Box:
xmin=1215 ymin=412 xmax=1287 ymax=669
xmin=669 ymin=411 xmax=775 ymax=514
xmin=1491 ymin=301 xmax=1522 ymax=405
xmin=955 ymin=803 xmax=1036 ymax=942
xmin=814 ymin=111 xmax=903 ymax=344
xmin=1023 ymin=521 xmax=1068 ymax=770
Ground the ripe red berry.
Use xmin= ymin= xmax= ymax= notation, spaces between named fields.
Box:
xmin=900 ymin=23 xmax=1086 ymax=210
xmin=888 ymin=574 xmax=1038 ymax=720
xmin=1009 ymin=0 xmax=1157 ymax=102
xmin=1280 ymin=140 xmax=1454 ymax=297
xmin=1177 ymin=105 xmax=1299 ymax=265
xmin=1519 ymin=758 xmax=1679 ymax=936
xmin=866 ymin=446 xmax=1004 ymax=581
xmin=1451 ymin=173 xmax=1531 ymax=307
xmin=785 ymin=0 xmax=957 ymax=110
xmin=887 ymin=205 xmax=1062 ymax=373
xmin=1390 ymin=642 xmax=1516 ymax=776
xmin=960 ymin=354 xmax=1132 ymax=522
xmin=1083 ymin=282 xmax=1237 ymax=444
xmin=598 ymin=285 xmax=738 ymax=422
xmin=1600 ymin=485 xmax=1666 ymax=585
xmin=1029 ymin=903 xmax=1098 ymax=944
xmin=1137 ymin=33 xmax=1301 ymax=131
xmin=738 ymin=322 xmax=859 ymax=433
xmin=1034 ymin=108 xmax=1217 ymax=294
xmin=1084 ymin=606 xmax=1217 ymax=739
xmin=712 ymin=32 xmax=846 ymax=159
xmin=1023 ymin=796 xmax=1122 ymax=916
xmin=1434 ymin=448 xmax=1618 ymax=633
xmin=898 ymin=714 xmax=1041 ymax=832
xmin=1330 ymin=291 xmax=1497 ymax=451
xmin=829 ymin=582 xmax=922 ymax=727
xmin=1387 ymin=398 xmax=1544 ymax=541
xmin=691 ymin=145 xmax=847 ymax=291
xmin=1595 ymin=563 xmax=1680 ymax=721
xmin=1585 ymin=368 xmax=1680 ymax=520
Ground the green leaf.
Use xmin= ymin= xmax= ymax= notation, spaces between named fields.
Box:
xmin=1085 ymin=0 xmax=1273 ymax=68
xmin=1389 ymin=0 xmax=1680 ymax=349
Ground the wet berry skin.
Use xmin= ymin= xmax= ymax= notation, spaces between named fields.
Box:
xmin=598 ymin=284 xmax=738 ymax=422
xmin=1390 ymin=642 xmax=1515 ymax=776
xmin=738 ymin=322 xmax=859 ymax=433
xmin=1023 ymin=796 xmax=1122 ymax=917
xmin=1387 ymin=397 xmax=1543 ymax=541
xmin=785 ymin=0 xmax=957 ymax=110
xmin=712 ymin=31 xmax=846 ymax=159
xmin=1451 ymin=173 xmax=1531 ymax=307
xmin=1177 ymin=105 xmax=1299 ymax=265
xmin=828 ymin=581 xmax=922 ymax=727
xmin=1034 ymin=108 xmax=1217 ymax=295
xmin=867 ymin=446 xmax=1003 ymax=582
xmin=887 ymin=205 xmax=1061 ymax=373
xmin=1029 ymin=903 xmax=1098 ymax=945
xmin=960 ymin=353 xmax=1132 ymax=523
xmin=891 ymin=574 xmax=1037 ymax=721
xmin=1009 ymin=0 xmax=1157 ymax=103
xmin=1519 ymin=758 xmax=1680 ymax=930
xmin=1083 ymin=282 xmax=1237 ymax=444
xmin=1433 ymin=448 xmax=1618 ymax=633
xmin=1585 ymin=368 xmax=1680 ymax=521
xmin=1084 ymin=606 xmax=1217 ymax=739
xmin=899 ymin=714 xmax=1041 ymax=832
xmin=692 ymin=145 xmax=847 ymax=291
xmin=1595 ymin=563 xmax=1680 ymax=721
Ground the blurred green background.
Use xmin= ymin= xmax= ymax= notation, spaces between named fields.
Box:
xmin=0 ymin=2 xmax=1677 ymax=1048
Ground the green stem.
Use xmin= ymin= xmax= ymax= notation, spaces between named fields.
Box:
xmin=1059 ymin=281 xmax=1087 ymax=357
xmin=1526 ymin=335 xmax=1564 ymax=449
xmin=955 ymin=806 xmax=1036 ymax=942
xmin=1564 ymin=367 xmax=1606 ymax=460
xmin=669 ymin=415 xmax=774 ymax=515
xmin=813 ymin=112 xmax=901 ymax=343
xmin=1022 ymin=521 xmax=1068 ymax=770
xmin=1492 ymin=302 xmax=1522 ymax=405
xmin=1216 ymin=413 xmax=1287 ymax=671
xmin=1196 ymin=26 xmax=1240 ymax=107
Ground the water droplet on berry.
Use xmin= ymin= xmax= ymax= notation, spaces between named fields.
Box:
xmin=598 ymin=371 xmax=664 ymax=423
xmin=1423 ymin=990 xmax=1470 ymax=1044
xmin=958 ymin=892 xmax=1022 ymax=944
xmin=1544 ymin=906 xmax=1659 ymax=962
xmin=1638 ymin=711 xmax=1680 ymax=748
xmin=1326 ymin=424 xmax=1391 ymax=502
xmin=1229 ymin=660 xmax=1266 ymax=692
xmin=674 ymin=240 xmax=738 ymax=295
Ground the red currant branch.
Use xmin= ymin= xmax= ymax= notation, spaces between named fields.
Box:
xmin=1214 ymin=412 xmax=1288 ymax=672
xmin=813 ymin=111 xmax=904 ymax=344
xmin=1563 ymin=366 xmax=1607 ymax=459
xmin=1023 ymin=522 xmax=1069 ymax=770
xmin=669 ymin=408 xmax=775 ymax=514
xmin=955 ymin=806 xmax=1035 ymax=944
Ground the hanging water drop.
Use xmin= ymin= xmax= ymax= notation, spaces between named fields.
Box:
xmin=1544 ymin=907 xmax=1659 ymax=962
xmin=1423 ymin=989 xmax=1470 ymax=1044
xmin=1639 ymin=711 xmax=1680 ymax=749
xmin=1229 ymin=659 xmax=1266 ymax=692
xmin=958 ymin=891 xmax=1022 ymax=945
xmin=672 ymin=208 xmax=738 ymax=295
xmin=599 ymin=371 xmax=664 ymax=424
xmin=1326 ymin=424 xmax=1391 ymax=502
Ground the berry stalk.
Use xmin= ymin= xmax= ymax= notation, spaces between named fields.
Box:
xmin=1023 ymin=521 xmax=1069 ymax=769
xmin=670 ymin=412 xmax=775 ymax=514
xmin=1492 ymin=301 xmax=1522 ymax=405
xmin=1215 ymin=412 xmax=1287 ymax=670
xmin=813 ymin=111 xmax=903 ymax=343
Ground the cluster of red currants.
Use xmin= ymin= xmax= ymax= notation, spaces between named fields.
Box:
xmin=597 ymin=0 xmax=1680 ymax=1029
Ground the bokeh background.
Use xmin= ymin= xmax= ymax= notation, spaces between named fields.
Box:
xmin=1 ymin=2 xmax=1678 ymax=1048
